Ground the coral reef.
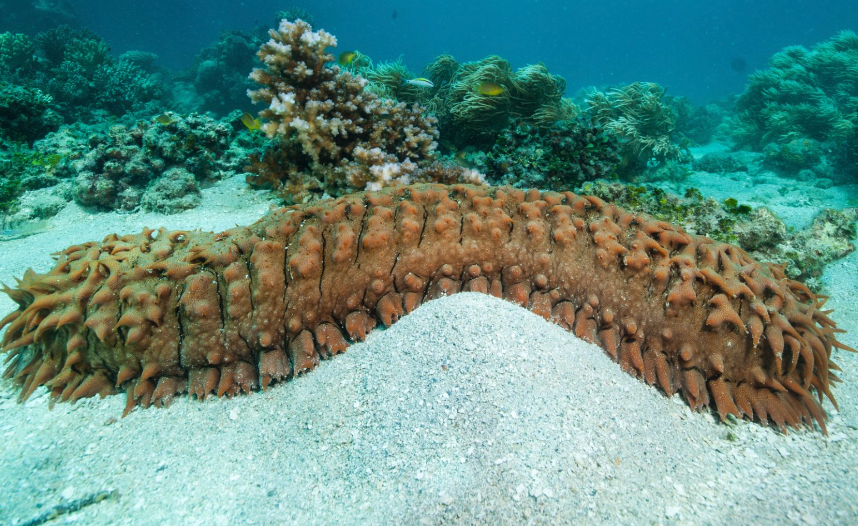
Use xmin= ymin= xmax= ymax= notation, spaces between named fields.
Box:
xmin=139 ymin=167 xmax=201 ymax=214
xmin=349 ymin=52 xmax=574 ymax=149
xmin=118 ymin=50 xmax=160 ymax=72
xmin=420 ymin=54 xmax=574 ymax=148
xmin=37 ymin=113 xmax=244 ymax=211
xmin=666 ymin=95 xmax=727 ymax=146
xmin=176 ymin=28 xmax=266 ymax=115
xmin=762 ymin=138 xmax=823 ymax=175
xmin=587 ymin=83 xmax=690 ymax=176
xmin=1 ymin=26 xmax=168 ymax=123
xmin=246 ymin=19 xmax=478 ymax=203
xmin=0 ymin=143 xmax=64 ymax=218
xmin=693 ymin=152 xmax=749 ymax=174
xmin=33 ymin=25 xmax=98 ymax=66
xmin=0 ymin=184 xmax=848 ymax=435
xmin=0 ymin=32 xmax=35 ymax=75
xmin=473 ymin=117 xmax=621 ymax=190
xmin=731 ymin=31 xmax=858 ymax=150
xmin=0 ymin=82 xmax=63 ymax=143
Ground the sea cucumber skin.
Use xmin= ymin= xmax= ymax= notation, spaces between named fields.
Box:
xmin=0 ymin=184 xmax=848 ymax=431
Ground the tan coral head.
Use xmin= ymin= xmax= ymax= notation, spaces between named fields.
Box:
xmin=0 ymin=184 xmax=853 ymax=433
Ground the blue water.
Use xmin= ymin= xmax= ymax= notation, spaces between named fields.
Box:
xmin=62 ymin=0 xmax=858 ymax=103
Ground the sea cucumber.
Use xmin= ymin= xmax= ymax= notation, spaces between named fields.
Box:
xmin=0 ymin=184 xmax=850 ymax=432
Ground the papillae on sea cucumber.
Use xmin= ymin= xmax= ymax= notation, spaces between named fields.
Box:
xmin=0 ymin=184 xmax=852 ymax=432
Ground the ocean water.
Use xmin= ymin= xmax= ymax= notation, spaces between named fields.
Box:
xmin=59 ymin=0 xmax=858 ymax=102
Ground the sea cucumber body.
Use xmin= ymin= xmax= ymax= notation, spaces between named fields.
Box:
xmin=0 ymin=184 xmax=845 ymax=431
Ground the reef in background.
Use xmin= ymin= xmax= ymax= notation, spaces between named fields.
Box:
xmin=1 ymin=13 xmax=856 ymax=288
xmin=728 ymin=30 xmax=858 ymax=183
xmin=243 ymin=19 xmax=481 ymax=204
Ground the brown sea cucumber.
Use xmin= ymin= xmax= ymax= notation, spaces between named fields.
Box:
xmin=0 ymin=184 xmax=851 ymax=432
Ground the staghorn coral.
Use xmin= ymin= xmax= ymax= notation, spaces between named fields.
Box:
xmin=0 ymin=183 xmax=849 ymax=435
xmin=731 ymin=31 xmax=858 ymax=150
xmin=587 ymin=82 xmax=690 ymax=176
xmin=246 ymin=19 xmax=474 ymax=202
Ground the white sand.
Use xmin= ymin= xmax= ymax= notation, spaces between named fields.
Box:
xmin=1 ymin=174 xmax=857 ymax=525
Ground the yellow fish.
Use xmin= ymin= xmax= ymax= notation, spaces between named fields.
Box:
xmin=241 ymin=112 xmax=262 ymax=131
xmin=339 ymin=51 xmax=356 ymax=66
xmin=477 ymin=82 xmax=504 ymax=96
xmin=155 ymin=113 xmax=176 ymax=125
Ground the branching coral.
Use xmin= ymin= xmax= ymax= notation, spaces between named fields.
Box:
xmin=64 ymin=37 xmax=110 ymax=75
xmin=246 ymin=19 xmax=475 ymax=202
xmin=0 ymin=82 xmax=62 ymax=143
xmin=0 ymin=32 xmax=35 ymax=74
xmin=587 ymin=82 xmax=690 ymax=175
xmin=14 ymin=26 xmax=167 ymax=121
xmin=91 ymin=57 xmax=165 ymax=115
xmin=731 ymin=30 xmax=858 ymax=149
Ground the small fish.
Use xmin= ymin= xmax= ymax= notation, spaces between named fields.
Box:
xmin=403 ymin=77 xmax=434 ymax=88
xmin=454 ymin=150 xmax=475 ymax=169
xmin=338 ymin=51 xmax=356 ymax=66
xmin=155 ymin=113 xmax=176 ymax=125
xmin=241 ymin=112 xmax=262 ymax=131
xmin=477 ymin=82 xmax=504 ymax=96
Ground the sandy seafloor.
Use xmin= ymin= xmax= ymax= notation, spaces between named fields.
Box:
xmin=1 ymin=158 xmax=857 ymax=525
